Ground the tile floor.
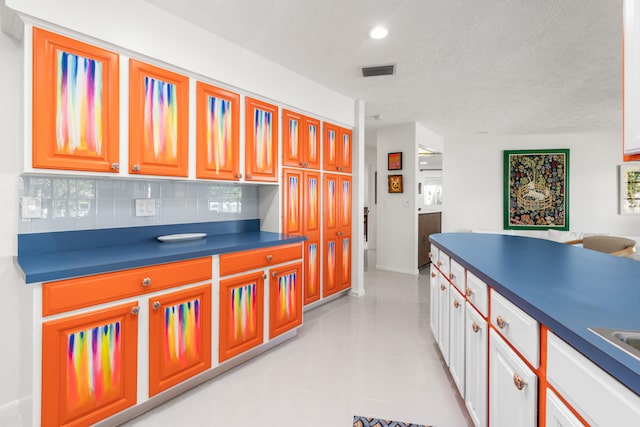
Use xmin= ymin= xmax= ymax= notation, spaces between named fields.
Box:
xmin=122 ymin=257 xmax=473 ymax=427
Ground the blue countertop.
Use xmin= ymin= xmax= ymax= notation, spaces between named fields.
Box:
xmin=430 ymin=232 xmax=640 ymax=396
xmin=16 ymin=220 xmax=306 ymax=284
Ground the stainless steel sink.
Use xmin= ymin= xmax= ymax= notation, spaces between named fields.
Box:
xmin=590 ymin=327 xmax=640 ymax=360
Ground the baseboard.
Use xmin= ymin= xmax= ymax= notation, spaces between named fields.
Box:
xmin=375 ymin=264 xmax=419 ymax=275
xmin=303 ymin=289 xmax=350 ymax=312
xmin=0 ymin=399 xmax=22 ymax=427
xmin=349 ymin=288 xmax=365 ymax=297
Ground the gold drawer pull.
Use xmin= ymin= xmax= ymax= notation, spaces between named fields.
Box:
xmin=472 ymin=322 xmax=480 ymax=333
xmin=496 ymin=315 xmax=507 ymax=329
xmin=431 ymin=272 xmax=436 ymax=278
xmin=272 ymin=271 xmax=277 ymax=277
xmin=437 ymin=261 xmax=442 ymax=267
xmin=440 ymin=284 xmax=446 ymax=291
xmin=152 ymin=301 xmax=161 ymax=311
xmin=266 ymin=255 xmax=273 ymax=262
xmin=428 ymin=252 xmax=433 ymax=258
xmin=513 ymin=373 xmax=527 ymax=391
xmin=142 ymin=277 xmax=151 ymax=287
xmin=130 ymin=306 xmax=140 ymax=316
xmin=466 ymin=288 xmax=474 ymax=297
xmin=449 ymin=272 xmax=455 ymax=280
xmin=453 ymin=300 xmax=460 ymax=309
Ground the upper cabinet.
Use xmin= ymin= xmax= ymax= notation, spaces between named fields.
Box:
xmin=282 ymin=109 xmax=320 ymax=169
xmin=195 ymin=82 xmax=240 ymax=180
xmin=128 ymin=60 xmax=189 ymax=177
xmin=624 ymin=0 xmax=640 ymax=161
xmin=32 ymin=28 xmax=120 ymax=173
xmin=245 ymin=97 xmax=279 ymax=182
xmin=323 ymin=122 xmax=352 ymax=173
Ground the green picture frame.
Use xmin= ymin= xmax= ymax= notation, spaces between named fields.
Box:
xmin=503 ymin=149 xmax=570 ymax=231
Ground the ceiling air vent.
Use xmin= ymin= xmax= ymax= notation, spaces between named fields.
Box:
xmin=361 ymin=64 xmax=395 ymax=77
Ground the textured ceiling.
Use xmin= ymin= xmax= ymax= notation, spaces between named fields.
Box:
xmin=146 ymin=0 xmax=622 ymax=141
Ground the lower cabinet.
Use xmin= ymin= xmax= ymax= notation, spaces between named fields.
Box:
xmin=448 ymin=288 xmax=465 ymax=397
xmin=41 ymin=302 xmax=139 ymax=427
xmin=545 ymin=388 xmax=584 ymax=427
xmin=218 ymin=271 xmax=265 ymax=363
xmin=303 ymin=239 xmax=321 ymax=305
xmin=148 ymin=284 xmax=212 ymax=397
xmin=437 ymin=275 xmax=450 ymax=365
xmin=269 ymin=262 xmax=303 ymax=339
xmin=464 ymin=303 xmax=487 ymax=427
xmin=429 ymin=264 xmax=438 ymax=337
xmin=489 ymin=329 xmax=538 ymax=427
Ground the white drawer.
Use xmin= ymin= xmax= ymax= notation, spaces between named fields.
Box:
xmin=490 ymin=289 xmax=540 ymax=367
xmin=437 ymin=250 xmax=450 ymax=276
xmin=429 ymin=244 xmax=439 ymax=265
xmin=547 ymin=332 xmax=640 ymax=426
xmin=466 ymin=271 xmax=488 ymax=318
xmin=449 ymin=259 xmax=466 ymax=294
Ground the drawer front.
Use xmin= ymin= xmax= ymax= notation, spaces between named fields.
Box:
xmin=547 ymin=332 xmax=640 ymax=426
xmin=219 ymin=243 xmax=303 ymax=276
xmin=429 ymin=244 xmax=439 ymax=264
xmin=449 ymin=259 xmax=466 ymax=294
xmin=43 ymin=258 xmax=212 ymax=317
xmin=437 ymin=250 xmax=450 ymax=276
xmin=466 ymin=271 xmax=488 ymax=318
xmin=490 ymin=289 xmax=540 ymax=367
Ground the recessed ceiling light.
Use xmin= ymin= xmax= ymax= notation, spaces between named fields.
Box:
xmin=370 ymin=26 xmax=388 ymax=40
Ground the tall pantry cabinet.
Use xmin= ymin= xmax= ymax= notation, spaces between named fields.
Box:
xmin=282 ymin=112 xmax=352 ymax=305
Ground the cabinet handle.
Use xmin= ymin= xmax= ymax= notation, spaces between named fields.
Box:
xmin=440 ymin=284 xmax=446 ymax=291
xmin=111 ymin=162 xmax=120 ymax=171
xmin=453 ymin=300 xmax=460 ymax=309
xmin=272 ymin=271 xmax=277 ymax=277
xmin=266 ymin=255 xmax=273 ymax=262
xmin=237 ymin=173 xmax=243 ymax=179
xmin=466 ymin=288 xmax=474 ymax=297
xmin=472 ymin=322 xmax=480 ymax=333
xmin=437 ymin=261 xmax=442 ymax=267
xmin=130 ymin=306 xmax=140 ymax=315
xmin=513 ymin=373 xmax=527 ymax=391
xmin=496 ymin=315 xmax=507 ymax=329
xmin=247 ymin=174 xmax=253 ymax=179
xmin=431 ymin=272 xmax=436 ymax=278
xmin=132 ymin=164 xmax=140 ymax=172
xmin=428 ymin=252 xmax=433 ymax=259
xmin=263 ymin=273 xmax=267 ymax=280
xmin=449 ymin=272 xmax=455 ymax=280
xmin=142 ymin=277 xmax=151 ymax=287
xmin=152 ymin=301 xmax=161 ymax=311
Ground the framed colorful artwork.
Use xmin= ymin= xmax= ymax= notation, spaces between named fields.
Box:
xmin=388 ymin=174 xmax=403 ymax=193
xmin=129 ymin=59 xmax=189 ymax=177
xmin=245 ymin=97 xmax=279 ymax=182
xmin=195 ymin=82 xmax=240 ymax=180
xmin=388 ymin=152 xmax=402 ymax=170
xmin=504 ymin=149 xmax=570 ymax=230
xmin=619 ymin=163 xmax=640 ymax=214
xmin=32 ymin=28 xmax=120 ymax=173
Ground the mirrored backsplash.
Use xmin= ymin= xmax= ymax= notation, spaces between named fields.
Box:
xmin=18 ymin=175 xmax=260 ymax=234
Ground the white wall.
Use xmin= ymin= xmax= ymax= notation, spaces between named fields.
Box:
xmin=364 ymin=146 xmax=377 ymax=249
xmin=375 ymin=123 xmax=419 ymax=274
xmin=443 ymin=133 xmax=640 ymax=238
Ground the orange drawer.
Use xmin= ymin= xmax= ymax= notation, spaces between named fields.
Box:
xmin=219 ymin=243 xmax=303 ymax=277
xmin=43 ymin=257 xmax=212 ymax=317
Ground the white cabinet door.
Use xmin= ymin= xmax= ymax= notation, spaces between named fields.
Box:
xmin=437 ymin=275 xmax=450 ymax=365
xmin=465 ymin=303 xmax=488 ymax=427
xmin=489 ymin=329 xmax=538 ymax=427
xmin=545 ymin=388 xmax=584 ymax=427
xmin=449 ymin=287 xmax=465 ymax=397
xmin=429 ymin=264 xmax=439 ymax=338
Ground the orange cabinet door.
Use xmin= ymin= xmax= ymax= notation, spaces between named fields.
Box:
xmin=269 ymin=262 xmax=303 ymax=338
xmin=338 ymin=127 xmax=353 ymax=173
xmin=323 ymin=173 xmax=340 ymax=238
xmin=196 ymin=82 xmax=240 ymax=180
xmin=148 ymin=285 xmax=212 ymax=397
xmin=338 ymin=175 xmax=352 ymax=232
xmin=302 ymin=116 xmax=321 ymax=169
xmin=129 ymin=59 xmax=189 ymax=177
xmin=219 ymin=271 xmax=265 ymax=362
xmin=282 ymin=109 xmax=304 ymax=168
xmin=323 ymin=122 xmax=340 ymax=172
xmin=32 ymin=28 xmax=120 ymax=173
xmin=282 ymin=168 xmax=303 ymax=235
xmin=338 ymin=235 xmax=352 ymax=291
xmin=245 ymin=97 xmax=278 ymax=182
xmin=323 ymin=236 xmax=340 ymax=297
xmin=41 ymin=302 xmax=138 ymax=427
xmin=304 ymin=239 xmax=321 ymax=305
xmin=303 ymin=170 xmax=321 ymax=237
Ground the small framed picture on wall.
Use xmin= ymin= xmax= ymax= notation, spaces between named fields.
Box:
xmin=388 ymin=174 xmax=403 ymax=193
xmin=388 ymin=152 xmax=402 ymax=170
